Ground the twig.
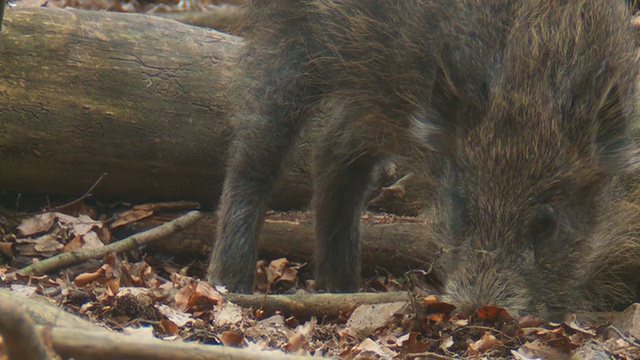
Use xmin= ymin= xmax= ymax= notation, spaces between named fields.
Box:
xmin=606 ymin=324 xmax=640 ymax=348
xmin=224 ymin=292 xmax=410 ymax=319
xmin=462 ymin=325 xmax=518 ymax=343
xmin=132 ymin=201 xmax=201 ymax=213
xmin=405 ymin=247 xmax=443 ymax=281
xmin=18 ymin=211 xmax=201 ymax=276
xmin=44 ymin=172 xmax=107 ymax=213
xmin=0 ymin=295 xmax=53 ymax=360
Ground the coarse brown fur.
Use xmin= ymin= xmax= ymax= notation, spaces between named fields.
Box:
xmin=208 ymin=0 xmax=640 ymax=319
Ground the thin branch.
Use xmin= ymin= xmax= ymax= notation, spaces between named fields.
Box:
xmin=224 ymin=292 xmax=410 ymax=319
xmin=44 ymin=172 xmax=107 ymax=213
xmin=18 ymin=211 xmax=201 ymax=276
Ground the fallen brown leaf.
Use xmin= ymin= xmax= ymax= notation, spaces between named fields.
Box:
xmin=160 ymin=319 xmax=179 ymax=336
xmin=73 ymin=268 xmax=105 ymax=287
xmin=111 ymin=209 xmax=154 ymax=229
xmin=468 ymin=332 xmax=503 ymax=356
xmin=402 ymin=332 xmax=430 ymax=354
xmin=476 ymin=305 xmax=514 ymax=322
xmin=220 ymin=331 xmax=245 ymax=347
xmin=17 ymin=213 xmax=56 ymax=236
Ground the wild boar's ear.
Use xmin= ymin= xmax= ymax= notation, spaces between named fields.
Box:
xmin=419 ymin=64 xmax=461 ymax=153
xmin=431 ymin=63 xmax=461 ymax=127
xmin=594 ymin=83 xmax=630 ymax=171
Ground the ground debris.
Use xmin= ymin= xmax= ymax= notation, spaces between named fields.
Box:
xmin=0 ymin=198 xmax=638 ymax=358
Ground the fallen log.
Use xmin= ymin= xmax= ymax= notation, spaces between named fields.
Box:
xmin=0 ymin=7 xmax=428 ymax=215
xmin=130 ymin=211 xmax=440 ymax=276
xmin=0 ymin=7 xmax=309 ymax=210
xmin=155 ymin=5 xmax=246 ymax=35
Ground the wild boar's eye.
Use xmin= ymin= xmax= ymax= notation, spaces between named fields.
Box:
xmin=529 ymin=206 xmax=557 ymax=244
